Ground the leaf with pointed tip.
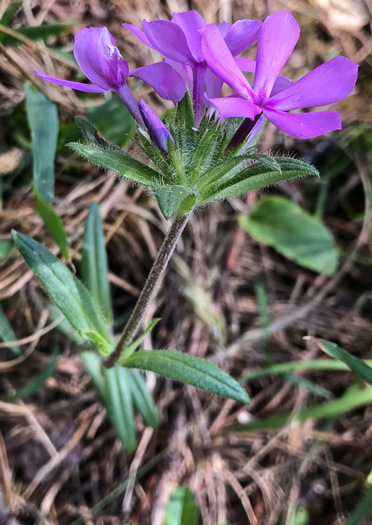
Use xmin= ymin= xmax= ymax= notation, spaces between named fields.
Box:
xmin=119 ymin=319 xmax=160 ymax=365
xmin=0 ymin=303 xmax=20 ymax=355
xmin=12 ymin=231 xmax=111 ymax=353
xmin=123 ymin=350 xmax=250 ymax=403
xmin=176 ymin=89 xmax=194 ymax=132
xmin=152 ymin=185 xmax=190 ymax=219
xmin=67 ymin=143 xmax=163 ymax=186
xmin=319 ymin=340 xmax=372 ymax=385
xmin=164 ymin=486 xmax=198 ymax=525
xmin=201 ymin=157 xmax=319 ymax=203
xmin=6 ymin=347 xmax=58 ymax=401
xmin=82 ymin=203 xmax=112 ymax=324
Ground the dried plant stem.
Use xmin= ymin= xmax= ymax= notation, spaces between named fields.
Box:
xmin=104 ymin=214 xmax=190 ymax=368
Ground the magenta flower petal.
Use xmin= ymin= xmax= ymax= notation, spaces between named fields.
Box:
xmin=270 ymin=76 xmax=293 ymax=97
xmin=253 ymin=10 xmax=300 ymax=104
xmin=218 ymin=21 xmax=231 ymax=38
xmin=139 ymin=99 xmax=173 ymax=151
xmin=202 ymin=24 xmax=254 ymax=99
xmin=209 ymin=97 xmax=261 ymax=120
xmin=73 ymin=27 xmax=129 ymax=91
xmin=205 ymin=69 xmax=224 ymax=98
xmin=122 ymin=22 xmax=152 ymax=47
xmin=142 ymin=20 xmax=194 ymax=64
xmin=267 ymin=56 xmax=359 ymax=111
xmin=172 ymin=11 xmax=206 ymax=62
xmin=164 ymin=58 xmax=193 ymax=91
xmin=263 ymin=108 xmax=342 ymax=139
xmin=235 ymin=57 xmax=256 ymax=73
xmin=130 ymin=63 xmax=186 ymax=104
xmin=224 ymin=19 xmax=261 ymax=57
xmin=31 ymin=71 xmax=107 ymax=92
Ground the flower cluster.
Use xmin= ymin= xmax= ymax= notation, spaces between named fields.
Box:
xmin=33 ymin=9 xmax=358 ymax=150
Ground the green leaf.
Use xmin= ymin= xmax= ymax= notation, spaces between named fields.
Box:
xmin=48 ymin=304 xmax=85 ymax=346
xmin=164 ymin=486 xmax=198 ymax=525
xmin=240 ymin=358 xmax=372 ymax=382
xmin=239 ymin=196 xmax=337 ymax=275
xmin=1 ymin=23 xmax=68 ymax=47
xmin=67 ymin=143 xmax=163 ymax=186
xmin=6 ymin=347 xmax=58 ymax=401
xmin=201 ymin=157 xmax=319 ymax=203
xmin=346 ymin=484 xmax=372 ymax=525
xmin=25 ymin=83 xmax=58 ymax=203
xmin=102 ymin=367 xmax=137 ymax=452
xmin=12 ymin=231 xmax=111 ymax=354
xmin=319 ymin=340 xmax=372 ymax=385
xmin=119 ymin=319 xmax=160 ymax=365
xmin=82 ymin=352 xmax=159 ymax=439
xmin=123 ymin=350 xmax=250 ymax=403
xmin=176 ymin=90 xmax=194 ymax=132
xmin=231 ymin=385 xmax=372 ymax=432
xmin=0 ymin=239 xmax=15 ymax=260
xmin=85 ymin=95 xmax=135 ymax=148
xmin=35 ymin=188 xmax=71 ymax=261
xmin=152 ymin=185 xmax=190 ymax=219
xmin=82 ymin=203 xmax=112 ymax=324
xmin=0 ymin=303 xmax=20 ymax=355
xmin=128 ymin=370 xmax=159 ymax=428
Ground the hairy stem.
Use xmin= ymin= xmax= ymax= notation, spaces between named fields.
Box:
xmin=104 ymin=214 xmax=190 ymax=368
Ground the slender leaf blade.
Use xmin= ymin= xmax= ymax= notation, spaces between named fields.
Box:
xmin=319 ymin=340 xmax=372 ymax=385
xmin=12 ymin=231 xmax=111 ymax=354
xmin=123 ymin=350 xmax=250 ymax=403
xmin=35 ymin=188 xmax=71 ymax=261
xmin=67 ymin=143 xmax=163 ymax=186
xmin=25 ymin=83 xmax=58 ymax=203
xmin=82 ymin=203 xmax=112 ymax=324
xmin=239 ymin=196 xmax=337 ymax=275
xmin=202 ymin=157 xmax=318 ymax=203
xmin=128 ymin=370 xmax=159 ymax=428
xmin=102 ymin=367 xmax=137 ymax=452
xmin=6 ymin=347 xmax=58 ymax=401
xmin=164 ymin=486 xmax=198 ymax=525
xmin=0 ymin=303 xmax=20 ymax=355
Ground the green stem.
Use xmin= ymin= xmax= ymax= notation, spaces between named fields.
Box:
xmin=104 ymin=214 xmax=190 ymax=368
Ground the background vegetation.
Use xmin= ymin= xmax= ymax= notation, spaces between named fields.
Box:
xmin=0 ymin=0 xmax=371 ymax=523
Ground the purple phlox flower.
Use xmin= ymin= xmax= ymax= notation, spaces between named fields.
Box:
xmin=123 ymin=11 xmax=261 ymax=124
xmin=138 ymin=99 xmax=174 ymax=152
xmin=202 ymin=10 xmax=359 ymax=139
xmin=32 ymin=27 xmax=186 ymax=127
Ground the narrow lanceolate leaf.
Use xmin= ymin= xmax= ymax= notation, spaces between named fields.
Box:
xmin=128 ymin=370 xmax=159 ymax=428
xmin=164 ymin=486 xmax=198 ymax=525
xmin=102 ymin=367 xmax=137 ymax=453
xmin=201 ymin=157 xmax=319 ymax=203
xmin=25 ymin=83 xmax=58 ymax=203
xmin=75 ymin=117 xmax=124 ymax=153
xmin=67 ymin=143 xmax=163 ymax=186
xmin=239 ymin=196 xmax=337 ymax=275
xmin=123 ymin=350 xmax=250 ymax=403
xmin=82 ymin=203 xmax=112 ymax=324
xmin=12 ymin=231 xmax=111 ymax=354
xmin=35 ymin=189 xmax=71 ymax=261
xmin=319 ymin=340 xmax=372 ymax=385
xmin=6 ymin=347 xmax=58 ymax=401
xmin=0 ymin=303 xmax=20 ymax=355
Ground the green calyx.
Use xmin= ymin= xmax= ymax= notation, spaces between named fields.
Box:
xmin=68 ymin=92 xmax=319 ymax=221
